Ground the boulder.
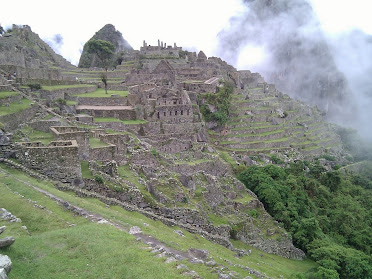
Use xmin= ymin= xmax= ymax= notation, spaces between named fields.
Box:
xmin=0 ymin=268 xmax=8 ymax=279
xmin=188 ymin=248 xmax=209 ymax=260
xmin=129 ymin=226 xmax=142 ymax=235
xmin=0 ymin=255 xmax=11 ymax=274
xmin=0 ymin=130 xmax=9 ymax=146
xmin=0 ymin=237 xmax=15 ymax=249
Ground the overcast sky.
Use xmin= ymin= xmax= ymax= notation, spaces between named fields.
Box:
xmin=1 ymin=0 xmax=372 ymax=67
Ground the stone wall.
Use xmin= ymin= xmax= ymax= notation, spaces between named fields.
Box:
xmin=0 ymin=93 xmax=22 ymax=105
xmin=182 ymin=82 xmax=218 ymax=94
xmin=76 ymin=107 xmax=136 ymax=120
xmin=29 ymin=119 xmax=63 ymax=132
xmin=0 ymin=65 xmax=62 ymax=81
xmin=155 ymin=138 xmax=193 ymax=153
xmin=89 ymin=145 xmax=116 ymax=161
xmin=98 ymin=133 xmax=130 ymax=156
xmin=128 ymin=83 xmax=155 ymax=94
xmin=40 ymin=85 xmax=97 ymax=101
xmin=15 ymin=140 xmax=82 ymax=184
xmin=150 ymin=104 xmax=194 ymax=124
xmin=50 ymin=126 xmax=90 ymax=160
xmin=77 ymin=96 xmax=128 ymax=106
xmin=0 ymin=104 xmax=39 ymax=131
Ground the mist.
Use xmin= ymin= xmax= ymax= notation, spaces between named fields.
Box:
xmin=217 ymin=0 xmax=372 ymax=140
xmin=45 ymin=34 xmax=64 ymax=55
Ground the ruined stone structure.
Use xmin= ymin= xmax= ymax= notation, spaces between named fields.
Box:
xmin=15 ymin=140 xmax=82 ymax=185
xmin=0 ymin=28 xmax=346 ymax=262
xmin=140 ymin=40 xmax=182 ymax=58
xmin=50 ymin=126 xmax=90 ymax=160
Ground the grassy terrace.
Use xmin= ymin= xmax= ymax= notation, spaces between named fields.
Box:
xmin=41 ymin=84 xmax=96 ymax=91
xmin=224 ymin=129 xmax=286 ymax=138
xmin=0 ymin=98 xmax=33 ymax=116
xmin=230 ymin=123 xmax=283 ymax=131
xmin=220 ymin=137 xmax=289 ymax=145
xmin=0 ymin=91 xmax=19 ymax=98
xmin=173 ymin=159 xmax=212 ymax=166
xmin=94 ymin=117 xmax=147 ymax=125
xmin=73 ymin=89 xmax=129 ymax=98
xmin=219 ymin=146 xmax=290 ymax=153
xmin=80 ymin=160 xmax=94 ymax=179
xmin=20 ymin=126 xmax=55 ymax=145
xmin=89 ymin=137 xmax=110 ymax=148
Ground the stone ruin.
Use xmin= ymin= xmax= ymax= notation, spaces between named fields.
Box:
xmin=0 ymin=30 xmax=344 ymax=261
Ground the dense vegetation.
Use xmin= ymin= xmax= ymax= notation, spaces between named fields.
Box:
xmin=199 ymin=81 xmax=234 ymax=126
xmin=237 ymin=161 xmax=372 ymax=278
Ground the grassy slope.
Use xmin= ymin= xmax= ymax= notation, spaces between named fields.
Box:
xmin=0 ymin=167 xmax=187 ymax=279
xmin=0 ymin=98 xmax=33 ymax=116
xmin=0 ymin=164 xmax=317 ymax=278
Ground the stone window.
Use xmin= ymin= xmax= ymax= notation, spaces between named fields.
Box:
xmin=163 ymin=111 xmax=166 ymax=117
xmin=187 ymin=110 xmax=190 ymax=115
xmin=181 ymin=110 xmax=183 ymax=115
xmin=157 ymin=112 xmax=160 ymax=119
xmin=175 ymin=111 xmax=177 ymax=116
xmin=170 ymin=111 xmax=172 ymax=116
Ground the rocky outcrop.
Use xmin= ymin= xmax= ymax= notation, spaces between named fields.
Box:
xmin=78 ymin=24 xmax=133 ymax=68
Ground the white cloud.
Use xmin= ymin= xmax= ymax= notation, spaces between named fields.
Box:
xmin=309 ymin=0 xmax=372 ymax=35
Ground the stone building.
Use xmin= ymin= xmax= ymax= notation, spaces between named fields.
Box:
xmin=140 ymin=40 xmax=182 ymax=58
xmin=50 ymin=126 xmax=90 ymax=160
xmin=15 ymin=140 xmax=82 ymax=185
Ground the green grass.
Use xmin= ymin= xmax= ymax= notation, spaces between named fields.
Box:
xmin=0 ymin=171 xmax=187 ymax=278
xmin=89 ymin=137 xmax=110 ymax=148
xmin=94 ymin=117 xmax=122 ymax=123
xmin=0 ymin=164 xmax=317 ymax=278
xmin=0 ymin=98 xmax=33 ymax=116
xmin=41 ymin=84 xmax=96 ymax=91
xmin=220 ymin=137 xmax=289 ymax=146
xmin=73 ymin=89 xmax=129 ymax=98
xmin=42 ymin=114 xmax=55 ymax=120
xmin=81 ymin=161 xmax=94 ymax=179
xmin=173 ymin=159 xmax=211 ymax=166
xmin=226 ymin=129 xmax=285 ymax=138
xmin=0 ymin=91 xmax=19 ymax=99
xmin=65 ymin=100 xmax=77 ymax=106
xmin=94 ymin=118 xmax=147 ymax=125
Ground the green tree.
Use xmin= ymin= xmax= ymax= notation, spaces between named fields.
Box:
xmin=0 ymin=25 xmax=4 ymax=36
xmin=86 ymin=39 xmax=115 ymax=94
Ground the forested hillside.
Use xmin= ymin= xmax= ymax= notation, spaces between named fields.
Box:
xmin=237 ymin=158 xmax=372 ymax=278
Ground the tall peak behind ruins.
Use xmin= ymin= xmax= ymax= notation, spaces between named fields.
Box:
xmin=78 ymin=24 xmax=133 ymax=68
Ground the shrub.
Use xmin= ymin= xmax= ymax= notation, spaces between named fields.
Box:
xmin=151 ymin=148 xmax=159 ymax=157
xmin=27 ymin=83 xmax=41 ymax=91
xmin=94 ymin=175 xmax=104 ymax=184
xmin=55 ymin=98 xmax=66 ymax=105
